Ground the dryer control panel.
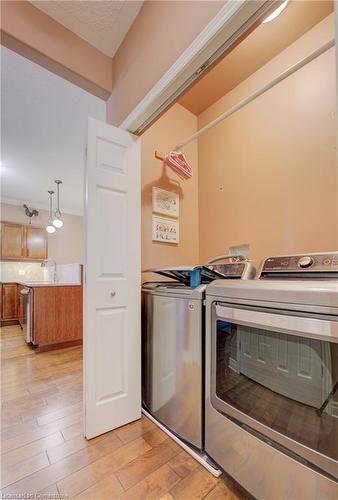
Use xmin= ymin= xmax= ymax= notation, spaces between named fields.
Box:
xmin=259 ymin=252 xmax=338 ymax=279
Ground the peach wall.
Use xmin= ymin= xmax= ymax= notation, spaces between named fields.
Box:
xmin=107 ymin=0 xmax=225 ymax=126
xmin=197 ymin=14 xmax=338 ymax=267
xmin=0 ymin=1 xmax=112 ymax=100
xmin=141 ymin=104 xmax=199 ymax=279
xmin=1 ymin=203 xmax=83 ymax=264
xmin=1 ymin=0 xmax=226 ymax=119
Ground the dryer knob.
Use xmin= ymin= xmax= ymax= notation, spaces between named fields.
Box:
xmin=298 ymin=256 xmax=314 ymax=268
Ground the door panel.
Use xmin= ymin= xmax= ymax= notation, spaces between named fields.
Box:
xmin=1 ymin=223 xmax=24 ymax=259
xmin=2 ymin=284 xmax=18 ymax=319
xmin=26 ymin=226 xmax=47 ymax=260
xmin=95 ymin=307 xmax=126 ymax=403
xmin=1 ymin=222 xmax=47 ymax=261
xmin=85 ymin=118 xmax=141 ymax=439
xmin=96 ymin=186 xmax=127 ymax=277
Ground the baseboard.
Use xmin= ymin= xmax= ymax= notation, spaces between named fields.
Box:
xmin=0 ymin=319 xmax=20 ymax=327
xmin=34 ymin=338 xmax=82 ymax=353
xmin=142 ymin=407 xmax=222 ymax=478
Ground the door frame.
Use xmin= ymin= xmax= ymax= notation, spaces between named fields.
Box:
xmin=120 ymin=0 xmax=277 ymax=135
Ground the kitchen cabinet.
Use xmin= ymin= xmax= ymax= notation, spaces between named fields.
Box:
xmin=26 ymin=226 xmax=47 ymax=260
xmin=0 ymin=223 xmax=25 ymax=260
xmin=0 ymin=222 xmax=47 ymax=261
xmin=0 ymin=283 xmax=25 ymax=327
xmin=0 ymin=279 xmax=83 ymax=347
xmin=2 ymin=284 xmax=18 ymax=320
xmin=31 ymin=285 xmax=83 ymax=351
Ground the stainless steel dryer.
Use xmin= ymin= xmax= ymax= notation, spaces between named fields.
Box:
xmin=142 ymin=257 xmax=255 ymax=450
xmin=205 ymin=252 xmax=338 ymax=499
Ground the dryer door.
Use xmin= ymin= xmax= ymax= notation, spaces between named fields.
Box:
xmin=210 ymin=302 xmax=338 ymax=479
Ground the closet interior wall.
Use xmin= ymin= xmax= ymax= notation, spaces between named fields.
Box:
xmin=197 ymin=13 xmax=337 ymax=265
xmin=141 ymin=104 xmax=199 ymax=280
xmin=140 ymin=12 xmax=337 ymax=272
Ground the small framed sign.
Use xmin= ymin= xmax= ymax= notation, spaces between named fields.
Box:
xmin=152 ymin=187 xmax=179 ymax=218
xmin=152 ymin=216 xmax=179 ymax=244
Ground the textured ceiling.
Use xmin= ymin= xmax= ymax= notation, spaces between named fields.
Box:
xmin=1 ymin=47 xmax=106 ymax=215
xmin=30 ymin=0 xmax=143 ymax=57
xmin=179 ymin=0 xmax=333 ymax=115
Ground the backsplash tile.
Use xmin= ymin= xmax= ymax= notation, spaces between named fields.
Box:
xmin=0 ymin=261 xmax=82 ymax=284
xmin=55 ymin=263 xmax=81 ymax=284
xmin=0 ymin=261 xmax=45 ymax=282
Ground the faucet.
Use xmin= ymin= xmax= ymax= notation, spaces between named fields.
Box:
xmin=41 ymin=258 xmax=57 ymax=283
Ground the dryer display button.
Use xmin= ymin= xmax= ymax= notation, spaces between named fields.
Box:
xmin=298 ymin=256 xmax=314 ymax=268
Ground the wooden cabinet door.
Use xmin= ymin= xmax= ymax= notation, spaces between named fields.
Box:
xmin=2 ymin=284 xmax=18 ymax=319
xmin=1 ymin=223 xmax=25 ymax=260
xmin=26 ymin=226 xmax=47 ymax=260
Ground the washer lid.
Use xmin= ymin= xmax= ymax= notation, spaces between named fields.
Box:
xmin=142 ymin=281 xmax=206 ymax=298
xmin=143 ymin=265 xmax=226 ymax=284
xmin=206 ymin=279 xmax=338 ymax=310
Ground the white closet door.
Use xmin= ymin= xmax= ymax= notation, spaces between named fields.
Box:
xmin=84 ymin=117 xmax=141 ymax=439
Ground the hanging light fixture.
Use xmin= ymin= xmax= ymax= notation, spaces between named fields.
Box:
xmin=53 ymin=180 xmax=64 ymax=228
xmin=46 ymin=190 xmax=56 ymax=234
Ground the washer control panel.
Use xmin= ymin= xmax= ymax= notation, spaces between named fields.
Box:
xmin=206 ymin=263 xmax=245 ymax=277
xmin=261 ymin=253 xmax=338 ymax=274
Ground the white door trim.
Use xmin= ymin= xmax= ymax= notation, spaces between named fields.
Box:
xmin=120 ymin=0 xmax=275 ymax=134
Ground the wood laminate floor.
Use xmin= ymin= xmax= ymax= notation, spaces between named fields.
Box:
xmin=1 ymin=325 xmax=246 ymax=499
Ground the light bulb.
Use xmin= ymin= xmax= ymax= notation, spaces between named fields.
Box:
xmin=262 ymin=1 xmax=288 ymax=24
xmin=53 ymin=218 xmax=63 ymax=228
xmin=46 ymin=224 xmax=56 ymax=234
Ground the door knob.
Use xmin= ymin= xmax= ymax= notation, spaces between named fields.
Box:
xmin=110 ymin=291 xmax=116 ymax=297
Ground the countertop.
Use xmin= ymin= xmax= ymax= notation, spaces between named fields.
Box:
xmin=1 ymin=281 xmax=81 ymax=287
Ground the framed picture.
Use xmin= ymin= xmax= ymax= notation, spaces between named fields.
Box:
xmin=152 ymin=216 xmax=179 ymax=244
xmin=152 ymin=187 xmax=179 ymax=218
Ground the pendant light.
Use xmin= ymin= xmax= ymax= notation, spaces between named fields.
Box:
xmin=53 ymin=180 xmax=64 ymax=228
xmin=46 ymin=191 xmax=56 ymax=234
